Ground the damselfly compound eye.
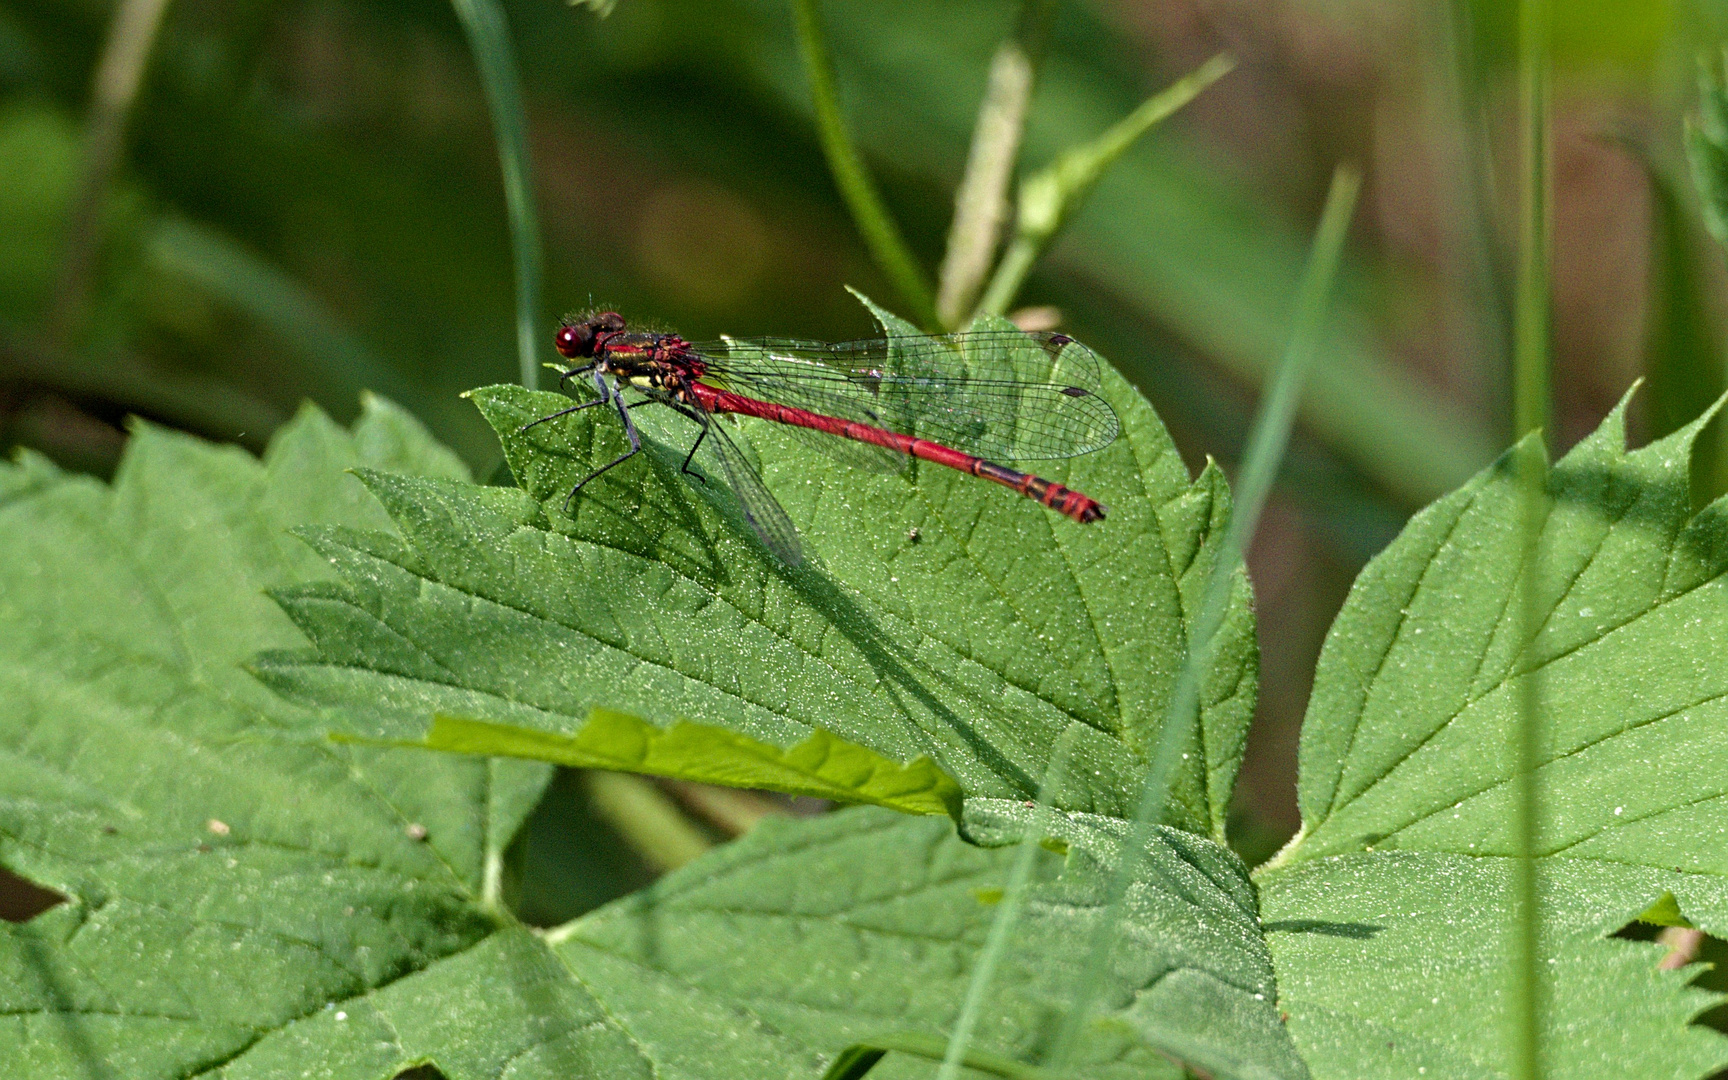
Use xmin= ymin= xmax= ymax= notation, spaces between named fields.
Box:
xmin=556 ymin=323 xmax=591 ymax=358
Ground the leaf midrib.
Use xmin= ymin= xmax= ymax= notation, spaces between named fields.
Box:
xmin=1316 ymin=472 xmax=1723 ymax=847
xmin=893 ymin=457 xmax=1122 ymax=731
xmin=336 ymin=512 xmax=1127 ymax=789
xmin=1361 ymin=685 xmax=1728 ymax=857
xmin=1318 ymin=572 xmax=1726 ymax=852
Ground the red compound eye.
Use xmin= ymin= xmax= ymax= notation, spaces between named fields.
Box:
xmin=555 ymin=323 xmax=591 ymax=358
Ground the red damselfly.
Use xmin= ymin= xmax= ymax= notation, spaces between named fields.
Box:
xmin=524 ymin=311 xmax=1120 ymax=565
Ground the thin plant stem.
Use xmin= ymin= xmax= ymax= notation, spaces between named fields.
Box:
xmin=1509 ymin=0 xmax=1550 ymax=1075
xmin=934 ymin=755 xmax=1068 ymax=1080
xmin=1513 ymin=0 xmax=1551 ymax=449
xmin=975 ymin=53 xmax=1235 ymax=319
xmin=1426 ymin=0 xmax=1510 ymax=434
xmin=791 ymin=0 xmax=940 ymax=330
xmin=937 ymin=164 xmax=1358 ymax=1079
xmin=935 ymin=0 xmax=1054 ymax=329
xmin=449 ymin=0 xmax=544 ymax=390
xmin=1048 ymin=164 xmax=1359 ymax=1070
xmin=975 ymin=234 xmax=1041 ymax=322
xmin=46 ymin=0 xmax=174 ymax=349
xmin=583 ymin=771 xmax=715 ymax=874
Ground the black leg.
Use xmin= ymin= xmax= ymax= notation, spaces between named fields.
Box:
xmin=562 ymin=378 xmax=643 ymax=512
xmin=523 ymin=368 xmax=610 ymax=432
xmin=520 ymin=399 xmax=603 ymax=432
xmin=562 ymin=446 xmax=642 ymax=512
xmin=660 ymin=401 xmax=712 ymax=484
xmin=679 ymin=422 xmax=710 ymax=482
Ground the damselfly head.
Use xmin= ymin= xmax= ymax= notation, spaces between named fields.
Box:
xmin=555 ymin=311 xmax=628 ymax=359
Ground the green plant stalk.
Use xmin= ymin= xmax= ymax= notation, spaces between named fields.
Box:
xmin=1512 ymin=6 xmax=1550 ymax=449
xmin=583 ymin=771 xmax=714 ymax=874
xmin=934 ymin=0 xmax=1054 ymax=329
xmin=1509 ymin=0 xmax=1550 ymax=1075
xmin=934 ymin=755 xmax=1068 ymax=1080
xmin=836 ymin=1031 xmax=1067 ymax=1080
xmin=449 ymin=0 xmax=544 ymax=390
xmin=46 ymin=0 xmax=174 ymax=350
xmin=1047 ymin=164 xmax=1359 ymax=1069
xmin=791 ymin=0 xmax=940 ymax=330
xmin=975 ymin=53 xmax=1235 ymax=319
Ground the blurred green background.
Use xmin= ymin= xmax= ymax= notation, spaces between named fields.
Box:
xmin=2 ymin=0 xmax=1723 ymax=913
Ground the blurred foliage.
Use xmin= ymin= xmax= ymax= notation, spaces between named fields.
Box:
xmin=1465 ymin=0 xmax=1677 ymax=74
xmin=2 ymin=0 xmax=1725 ymax=889
xmin=1687 ymin=48 xmax=1728 ymax=249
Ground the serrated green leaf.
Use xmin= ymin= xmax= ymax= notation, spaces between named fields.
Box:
xmin=0 ymin=398 xmax=581 ymax=1077
xmin=0 ymin=395 xmax=1283 ymax=1078
xmin=556 ymin=805 xmax=1306 ymax=1080
xmin=1260 ymin=391 xmax=1728 ymax=1075
xmin=1262 ymin=854 xmax=1725 ymax=1079
xmin=406 ymin=711 xmax=963 ymax=820
xmin=255 ymin=297 xmax=1257 ymax=838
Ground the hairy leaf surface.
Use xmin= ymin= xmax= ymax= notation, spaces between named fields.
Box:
xmin=1262 ymin=394 xmax=1728 ymax=1076
xmin=0 ymin=388 xmax=1294 ymax=1079
xmin=559 ymin=806 xmax=1306 ymax=1080
xmin=0 ymin=399 xmax=564 ymax=1076
xmin=254 ymin=300 xmax=1257 ymax=837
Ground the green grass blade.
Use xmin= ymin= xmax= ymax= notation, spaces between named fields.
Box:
xmin=449 ymin=0 xmax=544 ymax=390
xmin=934 ymin=754 xmax=1070 ymax=1080
xmin=1048 ymin=163 xmax=1358 ymax=1068
xmin=791 ymin=0 xmax=939 ymax=329
xmin=975 ymin=52 xmax=1234 ymax=319
xmin=1638 ymin=156 xmax=1725 ymax=505
xmin=938 ymin=165 xmax=1357 ymax=1080
xmin=1510 ymin=0 xmax=1551 ymax=1076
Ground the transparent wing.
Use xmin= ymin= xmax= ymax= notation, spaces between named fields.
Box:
xmin=694 ymin=329 xmax=1119 ymax=463
xmin=698 ymin=415 xmax=803 ymax=566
